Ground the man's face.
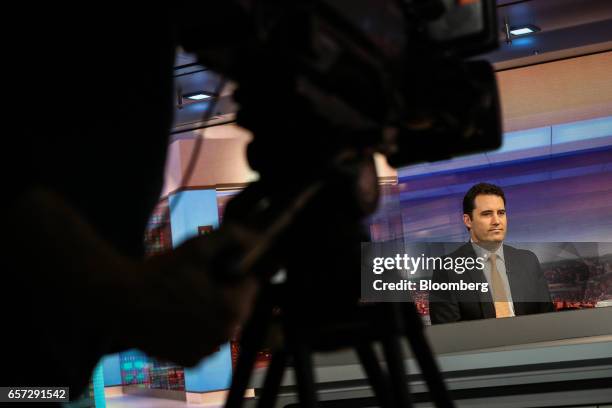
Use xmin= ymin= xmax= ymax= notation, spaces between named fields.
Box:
xmin=463 ymin=194 xmax=507 ymax=244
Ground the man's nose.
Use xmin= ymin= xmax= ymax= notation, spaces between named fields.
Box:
xmin=492 ymin=214 xmax=500 ymax=225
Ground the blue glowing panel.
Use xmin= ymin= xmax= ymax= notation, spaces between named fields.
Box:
xmin=398 ymin=154 xmax=489 ymax=178
xmin=189 ymin=101 xmax=211 ymax=113
xmin=497 ymin=126 xmax=551 ymax=153
xmin=169 ymin=190 xmax=220 ymax=247
xmin=184 ymin=343 xmax=233 ymax=392
xmin=553 ymin=117 xmax=612 ymax=143
xmin=486 ymin=126 xmax=551 ymax=164
xmin=101 ymin=354 xmax=122 ymax=387
xmin=511 ymin=36 xmax=536 ymax=47
xmin=552 ymin=116 xmax=612 ymax=154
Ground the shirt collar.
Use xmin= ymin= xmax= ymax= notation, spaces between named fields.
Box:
xmin=470 ymin=239 xmax=505 ymax=263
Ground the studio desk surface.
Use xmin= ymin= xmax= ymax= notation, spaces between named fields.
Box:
xmin=247 ymin=307 xmax=612 ymax=408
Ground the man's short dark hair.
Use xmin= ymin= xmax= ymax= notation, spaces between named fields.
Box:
xmin=463 ymin=183 xmax=506 ymax=217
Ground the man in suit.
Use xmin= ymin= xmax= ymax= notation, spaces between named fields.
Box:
xmin=429 ymin=183 xmax=554 ymax=324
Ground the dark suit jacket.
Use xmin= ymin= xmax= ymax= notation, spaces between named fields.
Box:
xmin=429 ymin=243 xmax=554 ymax=324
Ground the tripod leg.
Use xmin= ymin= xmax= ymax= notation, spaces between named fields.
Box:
xmin=225 ymin=295 xmax=272 ymax=408
xmin=256 ymin=350 xmax=287 ymax=408
xmin=355 ymin=344 xmax=395 ymax=408
xmin=292 ymin=342 xmax=317 ymax=408
xmin=402 ymin=304 xmax=455 ymax=408
xmin=381 ymin=336 xmax=412 ymax=408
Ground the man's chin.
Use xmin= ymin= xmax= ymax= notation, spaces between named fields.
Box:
xmin=488 ymin=231 xmax=505 ymax=239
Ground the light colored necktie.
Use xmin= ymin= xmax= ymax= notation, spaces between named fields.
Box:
xmin=489 ymin=253 xmax=513 ymax=318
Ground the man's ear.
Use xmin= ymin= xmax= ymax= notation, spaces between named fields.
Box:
xmin=463 ymin=213 xmax=472 ymax=230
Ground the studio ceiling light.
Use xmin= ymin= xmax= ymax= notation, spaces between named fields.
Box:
xmin=509 ymin=25 xmax=540 ymax=36
xmin=184 ymin=92 xmax=214 ymax=101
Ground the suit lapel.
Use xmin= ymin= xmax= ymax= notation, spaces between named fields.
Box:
xmin=503 ymin=245 xmax=523 ymax=315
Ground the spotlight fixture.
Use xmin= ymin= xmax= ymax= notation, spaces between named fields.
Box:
xmin=509 ymin=25 xmax=540 ymax=37
xmin=184 ymin=92 xmax=215 ymax=101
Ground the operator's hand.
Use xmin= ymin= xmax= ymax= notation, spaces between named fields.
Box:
xmin=130 ymin=224 xmax=260 ymax=367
